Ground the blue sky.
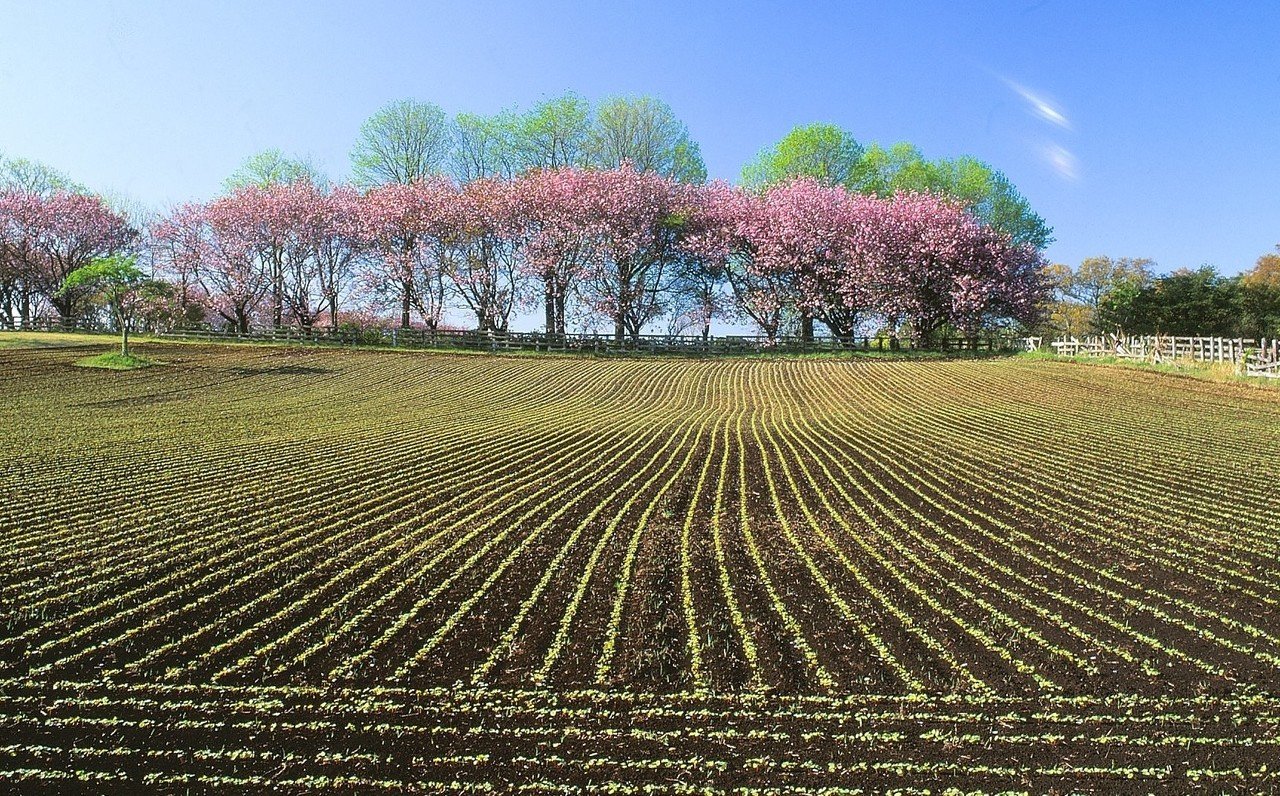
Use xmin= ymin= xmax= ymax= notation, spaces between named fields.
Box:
xmin=1 ymin=0 xmax=1277 ymax=274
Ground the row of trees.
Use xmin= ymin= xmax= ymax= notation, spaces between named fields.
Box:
xmin=2 ymin=96 xmax=1055 ymax=342
xmin=1048 ymin=253 xmax=1280 ymax=339
xmin=0 ymin=154 xmax=138 ymax=328
xmin=154 ymin=167 xmax=1045 ymax=342
xmin=264 ymin=93 xmax=709 ymax=189
xmin=2 ymin=168 xmax=1045 ymax=343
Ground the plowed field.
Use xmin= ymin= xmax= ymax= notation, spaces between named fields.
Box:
xmin=3 ymin=342 xmax=1279 ymax=793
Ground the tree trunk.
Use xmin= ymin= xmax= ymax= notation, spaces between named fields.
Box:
xmin=555 ymin=291 xmax=567 ymax=337
xmin=330 ymin=294 xmax=340 ymax=331
xmin=400 ymin=289 xmax=411 ymax=329
xmin=272 ymin=260 xmax=283 ymax=328
xmin=121 ymin=324 xmax=130 ymax=357
xmin=914 ymin=319 xmax=937 ymax=350
xmin=800 ymin=312 xmax=814 ymax=343
xmin=544 ymin=283 xmax=556 ymax=339
xmin=52 ymin=294 xmax=74 ymax=326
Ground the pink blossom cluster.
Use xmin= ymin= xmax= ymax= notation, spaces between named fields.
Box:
xmin=687 ymin=178 xmax=1048 ymax=341
xmin=0 ymin=190 xmax=136 ymax=323
xmin=3 ymin=167 xmax=1048 ymax=340
xmin=151 ymin=182 xmax=365 ymax=332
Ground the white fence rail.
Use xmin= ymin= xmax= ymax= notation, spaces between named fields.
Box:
xmin=1048 ymin=334 xmax=1280 ymax=379
xmin=1247 ymin=339 xmax=1280 ymax=378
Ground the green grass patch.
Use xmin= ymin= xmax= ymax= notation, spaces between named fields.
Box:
xmin=1018 ymin=349 xmax=1279 ymax=388
xmin=0 ymin=331 xmax=119 ymax=349
xmin=74 ymin=352 xmax=160 ymax=370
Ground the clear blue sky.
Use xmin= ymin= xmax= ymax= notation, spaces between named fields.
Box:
xmin=1 ymin=0 xmax=1277 ymax=274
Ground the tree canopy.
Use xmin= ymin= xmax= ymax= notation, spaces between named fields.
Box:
xmin=59 ymin=255 xmax=165 ymax=354
xmin=451 ymin=111 xmax=522 ymax=182
xmin=5 ymin=91 xmax=1066 ymax=343
xmin=350 ymin=99 xmax=452 ymax=187
xmin=586 ymin=95 xmax=707 ymax=183
xmin=740 ymin=132 xmax=1052 ymax=252
xmin=224 ymin=149 xmax=326 ymax=192
xmin=0 ymin=154 xmax=87 ymax=196
xmin=740 ymin=123 xmax=865 ymax=190
xmin=515 ymin=93 xmax=594 ymax=172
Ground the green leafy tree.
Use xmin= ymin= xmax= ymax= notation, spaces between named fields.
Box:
xmin=58 ymin=256 xmax=167 ymax=355
xmin=741 ymin=123 xmax=865 ymax=189
xmin=1107 ymin=266 xmax=1243 ymax=336
xmin=1242 ymin=247 xmax=1280 ymax=339
xmin=851 ymin=142 xmax=937 ymax=195
xmin=0 ymin=155 xmax=87 ymax=196
xmin=1095 ymin=279 xmax=1148 ymax=334
xmin=1150 ymin=267 xmax=1242 ymax=336
xmin=224 ymin=149 xmax=326 ymax=192
xmin=452 ymin=110 xmax=522 ymax=182
xmin=1054 ymin=256 xmax=1155 ymax=333
xmin=586 ymin=95 xmax=707 ymax=183
xmin=514 ymin=92 xmax=593 ymax=171
xmin=852 ymin=144 xmax=1053 ymax=251
xmin=1063 ymin=256 xmax=1156 ymax=308
xmin=350 ymin=99 xmax=451 ymax=187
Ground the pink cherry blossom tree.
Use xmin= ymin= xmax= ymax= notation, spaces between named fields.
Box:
xmin=152 ymin=201 xmax=270 ymax=333
xmin=217 ymin=185 xmax=292 ymax=328
xmin=572 ymin=165 xmax=696 ymax=341
xmin=0 ymin=190 xmax=136 ymax=323
xmin=686 ymin=181 xmax=1048 ymax=344
xmin=356 ymin=177 xmax=459 ymax=330
xmin=750 ymin=179 xmax=875 ymax=342
xmin=950 ymin=228 xmax=1048 ymax=336
xmin=683 ymin=182 xmax=797 ymax=343
xmin=0 ymin=191 xmax=40 ymax=326
xmin=312 ymin=185 xmax=365 ymax=330
xmin=239 ymin=180 xmax=364 ymax=330
xmin=449 ymin=178 xmax=527 ymax=333
xmin=870 ymin=192 xmax=1048 ymax=343
xmin=513 ymin=168 xmax=596 ymax=338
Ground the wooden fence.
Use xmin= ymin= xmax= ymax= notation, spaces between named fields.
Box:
xmin=6 ymin=317 xmax=104 ymax=333
xmin=1246 ymin=339 xmax=1280 ymax=379
xmin=2 ymin=315 xmax=1027 ymax=356
xmin=151 ymin=325 xmax=1025 ymax=355
xmin=11 ymin=319 xmax=1273 ymax=372
xmin=1049 ymin=334 xmax=1280 ymax=378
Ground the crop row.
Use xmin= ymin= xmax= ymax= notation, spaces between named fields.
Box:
xmin=1 ymin=678 xmax=1278 ymax=793
xmin=4 ymin=348 xmax=1280 ymax=700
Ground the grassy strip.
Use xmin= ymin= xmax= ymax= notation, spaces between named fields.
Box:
xmin=73 ymin=352 xmax=160 ymax=370
xmin=3 ymin=328 xmax=1021 ymax=361
xmin=1020 ymin=348 xmax=1280 ymax=388
xmin=0 ymin=331 xmax=120 ymax=349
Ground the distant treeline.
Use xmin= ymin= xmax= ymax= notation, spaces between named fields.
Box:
xmin=1047 ymin=255 xmax=1280 ymax=339
xmin=0 ymin=94 xmax=1059 ymax=342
